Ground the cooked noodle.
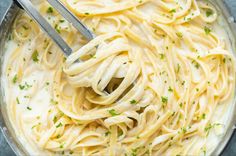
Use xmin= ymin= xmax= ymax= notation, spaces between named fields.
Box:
xmin=3 ymin=0 xmax=236 ymax=155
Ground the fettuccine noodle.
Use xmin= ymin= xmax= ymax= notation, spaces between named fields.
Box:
xmin=3 ymin=0 xmax=236 ymax=155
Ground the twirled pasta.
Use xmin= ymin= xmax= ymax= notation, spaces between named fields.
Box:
xmin=3 ymin=0 xmax=236 ymax=155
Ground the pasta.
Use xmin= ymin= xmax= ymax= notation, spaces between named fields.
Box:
xmin=3 ymin=0 xmax=236 ymax=155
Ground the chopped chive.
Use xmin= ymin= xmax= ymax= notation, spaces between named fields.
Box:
xmin=12 ymin=74 xmax=17 ymax=84
xmin=54 ymin=24 xmax=61 ymax=33
xmin=168 ymin=87 xmax=173 ymax=92
xmin=223 ymin=58 xmax=226 ymax=63
xmin=53 ymin=116 xmax=57 ymax=123
xmin=131 ymin=148 xmax=138 ymax=156
xmin=69 ymin=151 xmax=74 ymax=154
xmin=31 ymin=125 xmax=37 ymax=129
xmin=204 ymin=26 xmax=211 ymax=35
xmin=202 ymin=113 xmax=206 ymax=119
xmin=22 ymin=25 xmax=28 ymax=30
xmin=206 ymin=9 xmax=213 ymax=17
xmin=47 ymin=7 xmax=53 ymax=14
xmin=108 ymin=109 xmax=119 ymax=116
xmin=27 ymin=106 xmax=32 ymax=110
xmin=59 ymin=19 xmax=65 ymax=23
xmin=160 ymin=53 xmax=165 ymax=59
xmin=176 ymin=32 xmax=183 ymax=38
xmin=56 ymin=122 xmax=63 ymax=128
xmin=19 ymin=84 xmax=25 ymax=90
xmin=50 ymin=99 xmax=58 ymax=105
xmin=32 ymin=50 xmax=39 ymax=62
xmin=169 ymin=9 xmax=176 ymax=13
xmin=130 ymin=99 xmax=137 ymax=105
xmin=89 ymin=54 xmax=96 ymax=59
xmin=181 ymin=127 xmax=187 ymax=133
xmin=177 ymin=64 xmax=180 ymax=73
xmin=161 ymin=96 xmax=168 ymax=104
xmin=59 ymin=143 xmax=64 ymax=148
xmin=105 ymin=131 xmax=111 ymax=136
xmin=16 ymin=97 xmax=20 ymax=104
xmin=92 ymin=27 xmax=96 ymax=32
xmin=19 ymin=82 xmax=32 ymax=90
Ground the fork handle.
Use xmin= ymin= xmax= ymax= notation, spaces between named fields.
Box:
xmin=47 ymin=0 xmax=95 ymax=41
xmin=13 ymin=0 xmax=23 ymax=9
xmin=14 ymin=0 xmax=73 ymax=56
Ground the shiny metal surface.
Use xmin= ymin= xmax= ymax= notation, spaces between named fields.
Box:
xmin=47 ymin=0 xmax=95 ymax=40
xmin=15 ymin=0 xmax=95 ymax=56
xmin=16 ymin=0 xmax=73 ymax=56
xmin=0 ymin=0 xmax=236 ymax=156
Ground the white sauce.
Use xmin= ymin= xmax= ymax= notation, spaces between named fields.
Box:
xmin=1 ymin=1 xmax=236 ymax=155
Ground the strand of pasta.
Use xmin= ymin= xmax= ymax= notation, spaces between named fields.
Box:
xmin=4 ymin=0 xmax=236 ymax=155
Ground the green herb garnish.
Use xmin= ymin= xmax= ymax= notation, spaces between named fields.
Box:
xmin=161 ymin=96 xmax=168 ymax=104
xmin=16 ymin=97 xmax=20 ymax=104
xmin=160 ymin=53 xmax=165 ymax=59
xmin=22 ymin=25 xmax=28 ymax=30
xmin=53 ymin=116 xmax=57 ymax=123
xmin=181 ymin=127 xmax=187 ymax=134
xmin=202 ymin=113 xmax=206 ymax=119
xmin=69 ymin=151 xmax=74 ymax=154
xmin=59 ymin=142 xmax=65 ymax=148
xmin=168 ymin=87 xmax=173 ymax=92
xmin=89 ymin=54 xmax=96 ymax=59
xmin=177 ymin=64 xmax=180 ymax=73
xmin=206 ymin=9 xmax=213 ymax=17
xmin=50 ymin=99 xmax=58 ymax=105
xmin=105 ymin=131 xmax=111 ymax=136
xmin=54 ymin=24 xmax=61 ymax=33
xmin=59 ymin=19 xmax=65 ymax=23
xmin=47 ymin=7 xmax=54 ymax=14
xmin=176 ymin=32 xmax=183 ymax=38
xmin=19 ymin=84 xmax=25 ymax=90
xmin=12 ymin=74 xmax=17 ymax=84
xmin=108 ymin=109 xmax=119 ymax=116
xmin=204 ymin=26 xmax=211 ymax=35
xmin=223 ymin=58 xmax=226 ymax=63
xmin=27 ymin=106 xmax=32 ymax=110
xmin=32 ymin=50 xmax=39 ymax=62
xmin=169 ymin=9 xmax=176 ymax=13
xmin=56 ymin=122 xmax=63 ymax=128
xmin=19 ymin=82 xmax=32 ymax=90
xmin=130 ymin=99 xmax=137 ymax=105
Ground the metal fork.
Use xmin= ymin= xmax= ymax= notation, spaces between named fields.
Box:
xmin=14 ymin=0 xmax=95 ymax=56
xmin=14 ymin=0 xmax=110 ymax=95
